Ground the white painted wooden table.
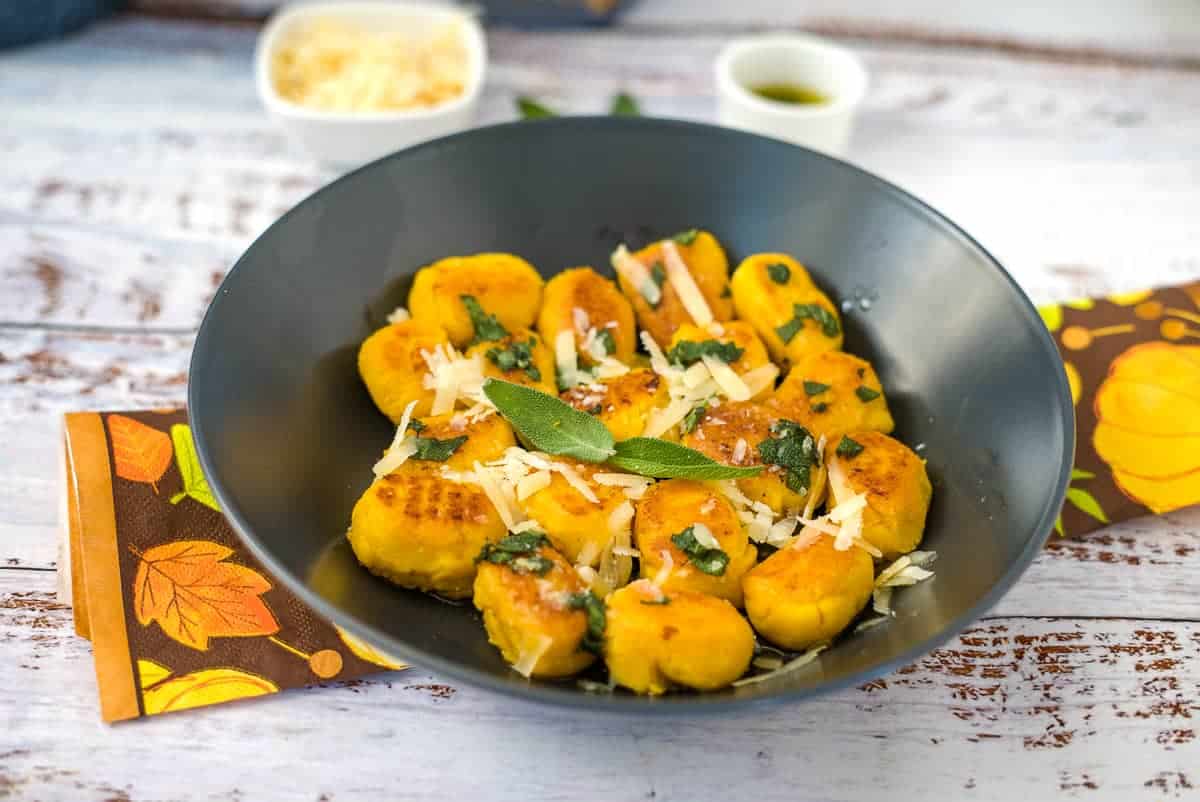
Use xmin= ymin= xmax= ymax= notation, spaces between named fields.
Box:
xmin=2 ymin=3 xmax=1199 ymax=799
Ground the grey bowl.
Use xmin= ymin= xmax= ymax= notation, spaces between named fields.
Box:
xmin=189 ymin=117 xmax=1073 ymax=711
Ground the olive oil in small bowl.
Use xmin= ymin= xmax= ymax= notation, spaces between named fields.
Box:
xmin=749 ymin=83 xmax=829 ymax=107
xmin=715 ymin=35 xmax=868 ymax=155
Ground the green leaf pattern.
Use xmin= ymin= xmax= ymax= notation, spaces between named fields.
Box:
xmin=169 ymin=424 xmax=220 ymax=512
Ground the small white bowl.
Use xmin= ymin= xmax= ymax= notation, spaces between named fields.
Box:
xmin=256 ymin=1 xmax=487 ymax=167
xmin=715 ymin=35 xmax=867 ymax=157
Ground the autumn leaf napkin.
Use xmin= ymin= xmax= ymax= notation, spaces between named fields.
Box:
xmin=62 ymin=410 xmax=406 ymax=723
xmin=1039 ymin=281 xmax=1200 ymax=536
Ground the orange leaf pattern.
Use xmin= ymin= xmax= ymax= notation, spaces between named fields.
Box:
xmin=107 ymin=414 xmax=173 ymax=489
xmin=141 ymin=667 xmax=279 ymax=715
xmin=133 ymin=540 xmax=280 ymax=651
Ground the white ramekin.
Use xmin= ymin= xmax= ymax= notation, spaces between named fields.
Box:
xmin=255 ymin=1 xmax=487 ymax=167
xmin=715 ymin=35 xmax=868 ymax=157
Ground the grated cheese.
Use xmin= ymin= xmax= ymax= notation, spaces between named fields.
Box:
xmin=512 ymin=634 xmax=553 ymax=678
xmin=554 ymin=462 xmax=600 ymax=504
xmin=853 ymin=615 xmax=889 ymax=634
xmin=371 ymin=399 xmax=419 ymax=477
xmin=661 ymin=241 xmax=713 ymax=327
xmin=421 ymin=344 xmax=486 ymax=415
xmin=592 ymin=357 xmax=631 ymax=380
xmin=732 ymin=437 xmax=749 ymax=465
xmin=473 ymin=461 xmax=521 ymax=532
xmin=690 ymin=522 xmax=720 ymax=550
xmin=515 ymin=470 xmax=552 ymax=501
xmin=270 ymin=17 xmax=469 ymax=113
xmin=701 ymin=354 xmax=751 ymax=401
xmin=386 ymin=306 xmax=411 ymax=324
xmin=572 ymin=307 xmax=590 ymax=335
xmin=612 ymin=245 xmax=662 ymax=307
xmin=576 ymin=541 xmax=601 ymax=568
xmin=554 ymin=329 xmax=580 ymax=390
xmin=732 ymin=644 xmax=827 ymax=687
xmin=651 ymin=550 xmax=674 ymax=587
xmin=740 ymin=364 xmax=779 ymax=398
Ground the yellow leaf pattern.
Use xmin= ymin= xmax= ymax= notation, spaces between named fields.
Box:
xmin=142 ymin=668 xmax=279 ymax=715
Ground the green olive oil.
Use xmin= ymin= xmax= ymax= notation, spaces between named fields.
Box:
xmin=750 ymin=83 xmax=829 ymax=106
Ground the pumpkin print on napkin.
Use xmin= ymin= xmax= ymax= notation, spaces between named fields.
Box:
xmin=1039 ymin=282 xmax=1200 ymax=535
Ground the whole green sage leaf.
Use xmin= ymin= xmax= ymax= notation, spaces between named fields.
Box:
xmin=517 ymin=97 xmax=557 ymax=118
xmin=483 ymin=380 xmax=615 ymax=462
xmin=607 ymin=438 xmax=762 ymax=479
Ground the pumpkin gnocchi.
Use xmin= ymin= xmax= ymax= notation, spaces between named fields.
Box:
xmin=350 ymin=240 xmax=935 ymax=694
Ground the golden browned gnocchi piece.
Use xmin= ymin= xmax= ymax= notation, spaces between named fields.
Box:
xmin=827 ymin=430 xmax=932 ymax=559
xmin=473 ymin=534 xmax=597 ymax=678
xmin=518 ymin=458 xmax=632 ymax=573
xmin=538 ymin=267 xmax=637 ymax=365
xmin=347 ymin=464 xmax=505 ymax=599
xmin=742 ymin=533 xmax=874 ymax=650
xmin=404 ymin=411 xmax=516 ymax=470
xmin=605 ymin=580 xmax=755 ymax=694
xmin=730 ymin=253 xmax=843 ymax=365
xmin=465 ymin=328 xmax=557 ymax=395
xmin=614 ymin=230 xmax=734 ymax=347
xmin=357 ymin=319 xmax=450 ymax=422
xmin=408 ymin=253 xmax=544 ymax=347
xmin=668 ymin=321 xmax=773 ymax=400
xmin=560 ymin=368 xmax=668 ymax=442
xmin=681 ymin=401 xmax=825 ymax=515
xmin=633 ymin=479 xmax=757 ymax=606
xmin=771 ymin=351 xmax=895 ymax=439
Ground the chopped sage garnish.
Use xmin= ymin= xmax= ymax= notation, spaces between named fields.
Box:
xmin=640 ymin=596 xmax=671 ymax=606
xmin=720 ymin=285 xmax=732 ymax=298
xmin=407 ymin=418 xmax=426 ymax=433
xmin=775 ymin=303 xmax=840 ymax=343
xmin=802 ymin=380 xmax=830 ymax=396
xmin=670 ymin=526 xmax=729 ymax=576
xmin=680 ymin=403 xmax=707 ymax=435
xmin=810 ymin=402 xmax=829 ymax=414
xmin=836 ymin=435 xmax=865 ymax=458
xmin=855 ymin=386 xmax=881 ymax=402
xmin=486 ymin=338 xmax=541 ymax=382
xmin=596 ymin=329 xmax=616 ymax=357
xmin=567 ymin=591 xmax=606 ymax=654
xmin=477 ymin=532 xmax=552 ymax=572
xmin=756 ymin=419 xmax=818 ymax=495
xmin=460 ymin=294 xmax=508 ymax=343
xmin=671 ymin=228 xmax=700 ymax=246
xmin=767 ymin=263 xmax=791 ymax=284
xmin=666 ymin=339 xmax=744 ymax=367
xmin=411 ymin=435 xmax=468 ymax=462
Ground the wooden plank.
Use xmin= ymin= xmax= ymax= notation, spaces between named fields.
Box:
xmin=0 ymin=568 xmax=1196 ymax=801
xmin=125 ymin=0 xmax=1200 ymax=66
xmin=2 ymin=21 xmax=1200 ymax=334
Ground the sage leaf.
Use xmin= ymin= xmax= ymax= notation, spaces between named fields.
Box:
xmin=608 ymin=438 xmax=762 ymax=479
xmin=482 ymin=379 xmax=615 ymax=462
xmin=169 ymin=423 xmax=220 ymax=512
xmin=610 ymin=92 xmax=640 ymax=116
xmin=517 ymin=97 xmax=557 ymax=118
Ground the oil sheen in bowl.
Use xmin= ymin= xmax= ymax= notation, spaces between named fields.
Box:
xmin=749 ymin=83 xmax=828 ymax=106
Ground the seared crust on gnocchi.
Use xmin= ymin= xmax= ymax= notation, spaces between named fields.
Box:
xmin=560 ymin=368 xmax=668 ymax=442
xmin=409 ymin=253 xmax=544 ymax=347
xmin=538 ymin=267 xmax=637 ymax=365
xmin=465 ymin=328 xmax=557 ymax=395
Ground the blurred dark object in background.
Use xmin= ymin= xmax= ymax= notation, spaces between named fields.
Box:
xmin=0 ymin=0 xmax=124 ymax=49
xmin=477 ymin=0 xmax=628 ymax=27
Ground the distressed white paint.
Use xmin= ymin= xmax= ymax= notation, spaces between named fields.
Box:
xmin=1 ymin=5 xmax=1199 ymax=800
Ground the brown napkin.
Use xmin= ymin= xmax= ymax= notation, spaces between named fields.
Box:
xmin=62 ymin=410 xmax=406 ymax=723
xmin=1040 ymin=282 xmax=1200 ymax=535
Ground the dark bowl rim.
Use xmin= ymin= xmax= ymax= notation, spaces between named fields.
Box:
xmin=189 ymin=115 xmax=1075 ymax=715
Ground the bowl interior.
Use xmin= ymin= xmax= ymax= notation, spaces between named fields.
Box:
xmin=189 ymin=117 xmax=1072 ymax=710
